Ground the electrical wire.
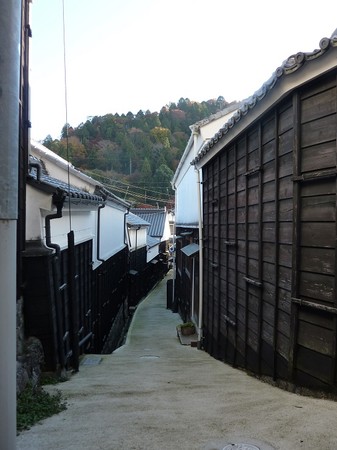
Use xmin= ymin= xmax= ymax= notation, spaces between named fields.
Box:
xmin=99 ymin=180 xmax=173 ymax=205
xmin=62 ymin=0 xmax=72 ymax=230
xmin=85 ymin=170 xmax=174 ymax=198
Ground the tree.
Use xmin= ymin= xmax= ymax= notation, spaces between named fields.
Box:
xmin=153 ymin=163 xmax=174 ymax=195
xmin=150 ymin=127 xmax=171 ymax=148
xmin=140 ymin=157 xmax=152 ymax=183
xmin=61 ymin=123 xmax=71 ymax=139
xmin=42 ymin=135 xmax=53 ymax=147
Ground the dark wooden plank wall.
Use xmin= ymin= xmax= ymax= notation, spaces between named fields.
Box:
xmin=59 ymin=239 xmax=94 ymax=368
xmin=292 ymin=75 xmax=337 ymax=389
xmin=202 ymin=71 xmax=337 ymax=390
xmin=92 ymin=246 xmax=128 ymax=352
xmin=175 ymin=230 xmax=199 ymax=322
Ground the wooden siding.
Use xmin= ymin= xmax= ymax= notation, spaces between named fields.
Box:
xmin=175 ymin=228 xmax=200 ymax=322
xmin=202 ymin=71 xmax=337 ymax=390
xmin=24 ymin=242 xmax=129 ymax=371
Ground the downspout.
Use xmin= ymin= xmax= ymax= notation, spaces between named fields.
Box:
xmin=124 ymin=207 xmax=130 ymax=246
xmin=45 ymin=189 xmax=66 ymax=256
xmin=194 ymin=131 xmax=204 ymax=348
xmin=97 ymin=202 xmax=106 ymax=262
xmin=135 ymin=225 xmax=141 ymax=251
xmin=45 ymin=189 xmax=67 ymax=372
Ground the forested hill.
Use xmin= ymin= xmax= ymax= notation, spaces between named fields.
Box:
xmin=42 ymin=96 xmax=231 ymax=207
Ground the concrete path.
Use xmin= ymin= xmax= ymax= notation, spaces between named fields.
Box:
xmin=17 ymin=272 xmax=337 ymax=450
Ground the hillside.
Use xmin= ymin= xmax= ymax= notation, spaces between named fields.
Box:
xmin=42 ymin=96 xmax=230 ymax=207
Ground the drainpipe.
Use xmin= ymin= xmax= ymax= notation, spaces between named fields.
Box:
xmin=0 ymin=1 xmax=21 ymax=447
xmin=45 ymin=190 xmax=67 ymax=372
xmin=124 ymin=207 xmax=130 ymax=246
xmin=45 ymin=190 xmax=66 ymax=257
xmin=193 ymin=131 xmax=204 ymax=348
xmin=97 ymin=202 xmax=106 ymax=262
xmin=135 ymin=225 xmax=141 ymax=251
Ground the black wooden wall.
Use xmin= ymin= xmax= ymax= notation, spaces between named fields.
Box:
xmin=24 ymin=242 xmax=129 ymax=371
xmin=202 ymin=70 xmax=337 ymax=391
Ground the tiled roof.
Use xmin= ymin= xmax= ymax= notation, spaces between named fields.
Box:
xmin=147 ymin=235 xmax=160 ymax=248
xmin=192 ymin=31 xmax=337 ymax=165
xmin=130 ymin=208 xmax=167 ymax=238
xmin=181 ymin=243 xmax=199 ymax=257
xmin=29 ymin=146 xmax=130 ymax=208
xmin=189 ymin=101 xmax=241 ymax=133
xmin=126 ymin=212 xmax=151 ymax=227
xmin=28 ymin=155 xmax=104 ymax=203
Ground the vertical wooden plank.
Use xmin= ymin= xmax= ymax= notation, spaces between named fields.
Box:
xmin=216 ymin=155 xmax=222 ymax=359
xmin=52 ymin=253 xmax=67 ymax=371
xmin=288 ymin=92 xmax=301 ymax=380
xmin=332 ymin=74 xmax=337 ymax=385
xmin=273 ymin=110 xmax=280 ymax=380
xmin=204 ymin=165 xmax=211 ymax=352
xmin=225 ymin=149 xmax=229 ymax=360
xmin=244 ymin=135 xmax=249 ymax=369
xmin=68 ymin=231 xmax=79 ymax=372
xmin=233 ymin=143 xmax=238 ymax=366
xmin=211 ymin=163 xmax=216 ymax=356
xmin=257 ymin=123 xmax=263 ymax=375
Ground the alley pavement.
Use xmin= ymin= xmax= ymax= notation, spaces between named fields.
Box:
xmin=17 ymin=272 xmax=337 ymax=450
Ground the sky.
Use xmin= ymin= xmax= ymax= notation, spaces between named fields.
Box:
xmin=29 ymin=0 xmax=337 ymax=141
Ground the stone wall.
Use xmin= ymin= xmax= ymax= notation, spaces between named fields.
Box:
xmin=16 ymin=297 xmax=44 ymax=394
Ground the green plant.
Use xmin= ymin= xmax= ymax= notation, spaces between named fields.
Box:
xmin=180 ymin=321 xmax=195 ymax=329
xmin=17 ymin=384 xmax=67 ymax=433
xmin=179 ymin=321 xmax=196 ymax=336
xmin=40 ymin=374 xmax=60 ymax=385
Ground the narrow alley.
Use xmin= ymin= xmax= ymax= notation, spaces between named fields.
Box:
xmin=17 ymin=272 xmax=337 ymax=450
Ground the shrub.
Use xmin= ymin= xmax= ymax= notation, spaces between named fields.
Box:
xmin=17 ymin=384 xmax=67 ymax=433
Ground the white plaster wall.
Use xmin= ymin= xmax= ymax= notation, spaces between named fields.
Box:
xmin=162 ymin=214 xmax=172 ymax=242
xmin=199 ymin=110 xmax=237 ymax=143
xmin=128 ymin=227 xmax=147 ymax=251
xmin=97 ymin=204 xmax=127 ymax=262
xmin=175 ymin=166 xmax=199 ymax=227
xmin=29 ymin=143 xmax=129 ymax=269
xmin=26 ymin=185 xmax=53 ymax=241
xmin=147 ymin=245 xmax=159 ymax=263
xmin=173 ymin=109 xmax=238 ymax=229
xmin=42 ymin=208 xmax=96 ymax=251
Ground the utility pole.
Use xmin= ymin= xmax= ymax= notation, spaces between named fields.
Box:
xmin=0 ymin=0 xmax=21 ymax=448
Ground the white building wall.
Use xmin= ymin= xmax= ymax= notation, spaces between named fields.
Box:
xmin=98 ymin=204 xmax=127 ymax=262
xmin=128 ymin=227 xmax=147 ymax=251
xmin=173 ymin=107 xmax=239 ymax=229
xmin=147 ymin=245 xmax=159 ymax=263
xmin=26 ymin=185 xmax=53 ymax=241
xmin=175 ymin=166 xmax=199 ymax=227
xmin=43 ymin=208 xmax=95 ymax=249
xmin=28 ymin=142 xmax=129 ymax=269
xmin=162 ymin=213 xmax=173 ymax=242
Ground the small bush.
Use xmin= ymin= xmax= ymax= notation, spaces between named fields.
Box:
xmin=17 ymin=385 xmax=67 ymax=433
xmin=180 ymin=321 xmax=195 ymax=329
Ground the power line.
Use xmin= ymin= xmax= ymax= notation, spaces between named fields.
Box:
xmin=100 ymin=180 xmax=174 ymax=205
xmin=86 ymin=170 xmax=174 ymax=198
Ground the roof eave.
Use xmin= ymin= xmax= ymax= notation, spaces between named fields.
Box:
xmin=194 ymin=38 xmax=337 ymax=169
